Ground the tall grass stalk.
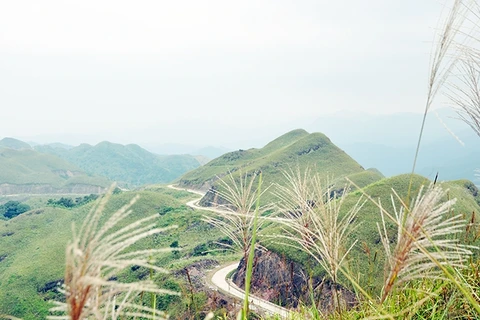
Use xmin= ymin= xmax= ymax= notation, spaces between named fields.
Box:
xmin=272 ymin=167 xmax=365 ymax=313
xmin=407 ymin=0 xmax=468 ymax=201
xmin=48 ymin=185 xmax=179 ymax=320
xmin=377 ymin=184 xmax=474 ymax=302
xmin=447 ymin=0 xmax=480 ymax=129
xmin=346 ymin=178 xmax=478 ymax=315
xmin=203 ymin=171 xmax=270 ymax=261
xmin=240 ymin=172 xmax=263 ymax=320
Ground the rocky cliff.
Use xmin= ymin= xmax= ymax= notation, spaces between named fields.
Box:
xmin=198 ymin=187 xmax=235 ymax=209
xmin=232 ymin=248 xmax=356 ymax=312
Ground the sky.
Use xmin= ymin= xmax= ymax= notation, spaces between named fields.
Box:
xmin=0 ymin=0 xmax=452 ymax=150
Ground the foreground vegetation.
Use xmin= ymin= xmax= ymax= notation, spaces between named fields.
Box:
xmin=0 ymin=186 xmax=239 ymax=319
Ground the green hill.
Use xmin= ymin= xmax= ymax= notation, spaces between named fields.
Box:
xmin=36 ymin=141 xmax=202 ymax=187
xmin=178 ymin=129 xmax=384 ymax=196
xmin=264 ymin=173 xmax=480 ymax=292
xmin=0 ymin=187 xmax=232 ymax=319
xmin=0 ymin=137 xmax=32 ymax=150
xmin=0 ymin=147 xmax=110 ymax=195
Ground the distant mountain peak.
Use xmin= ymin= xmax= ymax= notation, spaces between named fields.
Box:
xmin=178 ymin=129 xmax=382 ymax=193
xmin=0 ymin=137 xmax=32 ymax=150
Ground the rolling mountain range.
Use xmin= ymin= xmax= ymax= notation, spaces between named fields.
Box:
xmin=0 ymin=137 xmax=203 ymax=194
xmin=2 ymin=128 xmax=480 ymax=319
xmin=0 ymin=145 xmax=110 ymax=195
xmin=35 ymin=141 xmax=202 ymax=188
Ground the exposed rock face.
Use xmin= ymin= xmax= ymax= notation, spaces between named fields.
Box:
xmin=198 ymin=187 xmax=234 ymax=209
xmin=177 ymin=180 xmax=214 ymax=193
xmin=175 ymin=259 xmax=242 ymax=318
xmin=232 ymin=248 xmax=356 ymax=312
xmin=0 ymin=183 xmax=106 ymax=195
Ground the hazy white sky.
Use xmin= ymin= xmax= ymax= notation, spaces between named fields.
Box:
xmin=0 ymin=0 xmax=448 ymax=148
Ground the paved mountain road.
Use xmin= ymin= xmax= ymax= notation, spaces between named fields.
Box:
xmin=167 ymin=185 xmax=290 ymax=318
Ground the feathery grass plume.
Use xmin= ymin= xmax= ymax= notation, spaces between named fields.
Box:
xmin=447 ymin=0 xmax=480 ymax=129
xmin=408 ymin=0 xmax=469 ymax=199
xmin=240 ymin=172 xmax=263 ymax=320
xmin=202 ymin=170 xmax=270 ymax=260
xmin=447 ymin=50 xmax=480 ymax=136
xmin=272 ymin=167 xmax=365 ymax=312
xmin=48 ymin=185 xmax=179 ymax=320
xmin=377 ymin=183 xmax=474 ymax=303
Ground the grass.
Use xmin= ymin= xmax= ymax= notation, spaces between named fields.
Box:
xmin=36 ymin=141 xmax=202 ymax=187
xmin=0 ymin=187 xmax=236 ymax=319
xmin=178 ymin=130 xmax=383 ymax=206
xmin=4 ymin=0 xmax=480 ymax=316
xmin=3 ymin=163 xmax=480 ymax=318
xmin=0 ymin=147 xmax=110 ymax=190
xmin=48 ymin=186 xmax=179 ymax=319
xmin=258 ymin=173 xmax=480 ymax=296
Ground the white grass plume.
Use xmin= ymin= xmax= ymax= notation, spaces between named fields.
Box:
xmin=202 ymin=171 xmax=270 ymax=259
xmin=272 ymin=167 xmax=364 ymax=286
xmin=48 ymin=185 xmax=179 ymax=320
xmin=377 ymin=183 xmax=474 ymax=302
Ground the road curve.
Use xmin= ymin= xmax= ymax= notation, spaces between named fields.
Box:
xmin=208 ymin=262 xmax=290 ymax=318
xmin=167 ymin=185 xmax=291 ymax=318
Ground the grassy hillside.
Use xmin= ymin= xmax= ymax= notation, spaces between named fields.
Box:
xmin=36 ymin=141 xmax=202 ymax=187
xmin=263 ymin=173 xmax=480 ymax=293
xmin=0 ymin=187 xmax=234 ymax=319
xmin=0 ymin=147 xmax=110 ymax=193
xmin=178 ymin=129 xmax=383 ymax=197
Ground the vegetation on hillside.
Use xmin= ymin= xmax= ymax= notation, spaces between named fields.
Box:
xmin=0 ymin=186 xmax=236 ymax=319
xmin=48 ymin=186 xmax=179 ymax=319
xmin=46 ymin=194 xmax=100 ymax=209
xmin=178 ymin=129 xmax=384 ymax=204
xmin=0 ymin=201 xmax=31 ymax=219
xmin=0 ymin=147 xmax=110 ymax=191
xmin=4 ymin=0 xmax=480 ymax=318
xmin=35 ymin=141 xmax=202 ymax=187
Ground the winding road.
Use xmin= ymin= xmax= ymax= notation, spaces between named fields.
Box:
xmin=167 ymin=185 xmax=291 ymax=318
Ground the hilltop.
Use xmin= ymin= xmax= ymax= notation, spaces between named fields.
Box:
xmin=35 ymin=141 xmax=202 ymax=187
xmin=0 ymin=147 xmax=110 ymax=195
xmin=177 ymin=129 xmax=384 ymax=195
xmin=0 ymin=137 xmax=32 ymax=150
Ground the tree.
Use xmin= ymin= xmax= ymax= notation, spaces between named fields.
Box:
xmin=1 ymin=201 xmax=30 ymax=219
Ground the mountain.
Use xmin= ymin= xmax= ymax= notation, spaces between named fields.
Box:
xmin=0 ymin=137 xmax=32 ymax=150
xmin=0 ymin=147 xmax=110 ymax=195
xmin=35 ymin=141 xmax=202 ymax=187
xmin=177 ymin=129 xmax=384 ymax=195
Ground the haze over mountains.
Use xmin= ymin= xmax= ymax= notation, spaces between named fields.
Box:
xmin=305 ymin=108 xmax=480 ymax=182
xmin=0 ymin=138 xmax=202 ymax=193
xmin=3 ymin=126 xmax=480 ymax=319
xmin=34 ymin=141 xmax=202 ymax=187
xmin=3 ymin=107 xmax=480 ymax=192
xmin=0 ymin=142 xmax=110 ymax=195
